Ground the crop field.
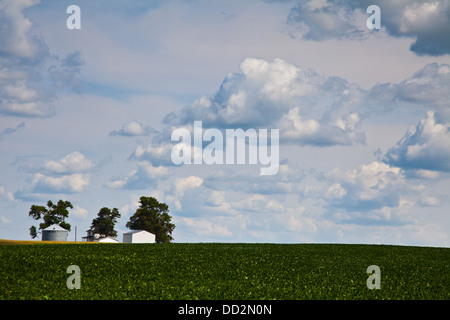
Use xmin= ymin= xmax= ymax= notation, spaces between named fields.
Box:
xmin=0 ymin=242 xmax=448 ymax=300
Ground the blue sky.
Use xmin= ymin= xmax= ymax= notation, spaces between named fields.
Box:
xmin=0 ymin=0 xmax=449 ymax=246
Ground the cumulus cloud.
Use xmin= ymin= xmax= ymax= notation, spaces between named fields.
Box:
xmin=32 ymin=172 xmax=90 ymax=193
xmin=106 ymin=139 xmax=176 ymax=190
xmin=129 ymin=143 xmax=175 ymax=166
xmin=43 ymin=151 xmax=94 ymax=174
xmin=169 ymin=57 xmax=366 ymax=146
xmin=384 ymin=111 xmax=450 ymax=172
xmin=370 ymin=63 xmax=450 ymax=110
xmin=324 ymin=161 xmax=409 ymax=210
xmin=287 ymin=0 xmax=366 ymax=41
xmin=72 ymin=205 xmax=89 ymax=219
xmin=322 ymin=161 xmax=425 ymax=225
xmin=287 ymin=0 xmax=450 ymax=56
xmin=232 ymin=194 xmax=286 ymax=213
xmin=279 ymin=105 xmax=364 ymax=146
xmin=110 ymin=120 xmax=157 ymax=137
xmin=388 ymin=0 xmax=450 ymax=56
xmin=165 ymin=175 xmax=204 ymax=212
xmin=14 ymin=151 xmax=94 ymax=198
xmin=174 ymin=175 xmax=203 ymax=196
xmin=105 ymin=161 xmax=169 ymax=190
xmin=0 ymin=185 xmax=15 ymax=202
xmin=180 ymin=217 xmax=233 ymax=237
xmin=0 ymin=1 xmax=84 ymax=117
xmin=0 ymin=0 xmax=42 ymax=59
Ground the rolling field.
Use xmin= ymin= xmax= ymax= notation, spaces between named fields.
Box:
xmin=0 ymin=242 xmax=448 ymax=300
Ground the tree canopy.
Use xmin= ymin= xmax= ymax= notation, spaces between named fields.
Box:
xmin=29 ymin=200 xmax=72 ymax=239
xmin=126 ymin=196 xmax=175 ymax=243
xmin=91 ymin=207 xmax=121 ymax=238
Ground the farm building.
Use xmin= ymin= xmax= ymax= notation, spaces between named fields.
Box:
xmin=123 ymin=230 xmax=155 ymax=243
xmin=97 ymin=236 xmax=119 ymax=243
xmin=81 ymin=228 xmax=119 ymax=243
xmin=42 ymin=224 xmax=68 ymax=241
xmin=81 ymin=227 xmax=99 ymax=242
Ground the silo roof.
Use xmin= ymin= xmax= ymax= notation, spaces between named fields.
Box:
xmin=43 ymin=224 xmax=68 ymax=231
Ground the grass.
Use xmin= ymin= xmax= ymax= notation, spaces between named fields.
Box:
xmin=0 ymin=242 xmax=448 ymax=300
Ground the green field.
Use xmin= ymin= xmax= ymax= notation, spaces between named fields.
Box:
xmin=0 ymin=242 xmax=448 ymax=300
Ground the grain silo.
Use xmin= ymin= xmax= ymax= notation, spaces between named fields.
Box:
xmin=42 ymin=224 xmax=69 ymax=241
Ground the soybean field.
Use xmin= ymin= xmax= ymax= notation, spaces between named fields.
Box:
xmin=0 ymin=242 xmax=448 ymax=300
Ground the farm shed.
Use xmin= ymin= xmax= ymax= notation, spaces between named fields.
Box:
xmin=42 ymin=224 xmax=68 ymax=241
xmin=123 ymin=230 xmax=155 ymax=243
xmin=81 ymin=228 xmax=119 ymax=243
xmin=97 ymin=236 xmax=119 ymax=243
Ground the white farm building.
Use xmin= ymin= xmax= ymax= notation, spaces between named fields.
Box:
xmin=97 ymin=236 xmax=119 ymax=243
xmin=123 ymin=230 xmax=155 ymax=243
xmin=81 ymin=228 xmax=119 ymax=243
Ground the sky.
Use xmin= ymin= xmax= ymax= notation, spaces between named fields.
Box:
xmin=0 ymin=0 xmax=449 ymax=246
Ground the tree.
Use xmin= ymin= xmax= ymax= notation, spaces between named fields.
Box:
xmin=28 ymin=200 xmax=73 ymax=239
xmin=91 ymin=207 xmax=121 ymax=238
xmin=126 ymin=196 xmax=175 ymax=243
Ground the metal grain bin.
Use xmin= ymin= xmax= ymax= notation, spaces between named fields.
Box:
xmin=42 ymin=224 xmax=69 ymax=241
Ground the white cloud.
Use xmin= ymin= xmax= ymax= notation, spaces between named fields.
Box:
xmin=324 ymin=183 xmax=346 ymax=199
xmin=232 ymin=194 xmax=286 ymax=213
xmin=105 ymin=161 xmax=169 ymax=190
xmin=384 ymin=111 xmax=450 ymax=172
xmin=418 ymin=196 xmax=441 ymax=207
xmin=175 ymin=175 xmax=203 ymax=196
xmin=322 ymin=161 xmax=422 ymax=224
xmin=0 ymin=0 xmax=41 ymax=58
xmin=278 ymin=105 xmax=364 ymax=146
xmin=172 ymin=57 xmax=366 ymax=146
xmin=287 ymin=0 xmax=366 ymax=41
xmin=72 ymin=205 xmax=89 ymax=219
xmin=13 ymin=151 xmax=94 ymax=196
xmin=0 ymin=186 xmax=15 ymax=202
xmin=161 ymin=175 xmax=204 ymax=212
xmin=204 ymin=190 xmax=226 ymax=207
xmin=119 ymin=194 xmax=141 ymax=218
xmin=44 ymin=151 xmax=94 ymax=174
xmin=0 ymin=101 xmax=54 ymax=118
xmin=130 ymin=143 xmax=174 ymax=166
xmin=1 ymin=216 xmax=12 ymax=224
xmin=110 ymin=120 xmax=156 ymax=137
xmin=275 ymin=207 xmax=318 ymax=236
xmin=0 ymin=1 xmax=84 ymax=118
xmin=180 ymin=217 xmax=233 ymax=237
xmin=370 ymin=63 xmax=450 ymax=110
xmin=409 ymin=169 xmax=440 ymax=180
xmin=287 ymin=0 xmax=450 ymax=56
xmin=33 ymin=173 xmax=90 ymax=193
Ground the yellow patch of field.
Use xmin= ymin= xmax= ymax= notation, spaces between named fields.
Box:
xmin=0 ymin=239 xmax=97 ymax=245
